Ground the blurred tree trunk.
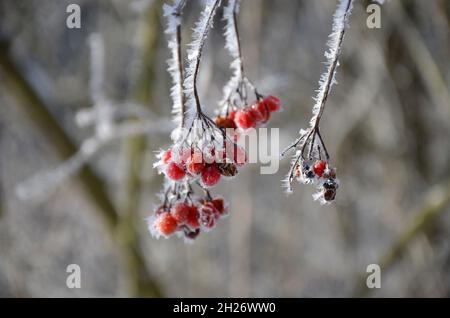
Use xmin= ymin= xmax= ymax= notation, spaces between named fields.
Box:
xmin=117 ymin=0 xmax=163 ymax=297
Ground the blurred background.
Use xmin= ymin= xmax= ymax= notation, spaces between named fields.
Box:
xmin=1 ymin=0 xmax=450 ymax=297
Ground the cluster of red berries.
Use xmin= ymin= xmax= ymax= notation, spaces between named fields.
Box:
xmin=215 ymin=95 xmax=281 ymax=131
xmin=296 ymin=159 xmax=339 ymax=203
xmin=156 ymin=142 xmax=247 ymax=188
xmin=150 ymin=111 xmax=249 ymax=241
xmin=148 ymin=196 xmax=228 ymax=241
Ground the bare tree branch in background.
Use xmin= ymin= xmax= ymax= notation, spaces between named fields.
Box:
xmin=0 ymin=6 xmax=164 ymax=296
xmin=119 ymin=0 xmax=166 ymax=297
xmin=0 ymin=40 xmax=119 ymax=229
xmin=354 ymin=181 xmax=450 ymax=297
xmin=13 ymin=33 xmax=170 ymax=202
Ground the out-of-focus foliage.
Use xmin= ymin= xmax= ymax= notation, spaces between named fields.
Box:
xmin=0 ymin=0 xmax=449 ymax=297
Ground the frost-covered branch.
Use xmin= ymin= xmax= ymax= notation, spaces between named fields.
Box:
xmin=89 ymin=33 xmax=106 ymax=103
xmin=164 ymin=0 xmax=187 ymax=127
xmin=221 ymin=0 xmax=244 ymax=104
xmin=309 ymin=0 xmax=353 ymax=130
xmin=183 ymin=0 xmax=221 ymax=124
xmin=281 ymin=0 xmax=354 ymax=202
xmin=223 ymin=0 xmax=243 ymax=72
xmin=87 ymin=34 xmax=115 ymax=139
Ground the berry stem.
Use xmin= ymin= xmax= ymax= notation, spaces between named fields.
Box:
xmin=316 ymin=128 xmax=330 ymax=160
xmin=195 ymin=180 xmax=213 ymax=200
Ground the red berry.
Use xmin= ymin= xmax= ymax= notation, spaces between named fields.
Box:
xmin=211 ymin=198 xmax=225 ymax=215
xmin=264 ymin=95 xmax=281 ymax=112
xmin=254 ymin=102 xmax=271 ymax=122
xmin=172 ymin=203 xmax=190 ymax=223
xmin=162 ymin=149 xmax=172 ymax=164
xmin=215 ymin=116 xmax=237 ymax=129
xmin=248 ymin=106 xmax=264 ymax=123
xmin=166 ymin=162 xmax=186 ymax=181
xmin=228 ymin=110 xmax=237 ymax=121
xmin=186 ymin=206 xmax=200 ymax=230
xmin=199 ymin=203 xmax=218 ymax=229
xmin=313 ymin=160 xmax=327 ymax=178
xmin=215 ymin=116 xmax=225 ymax=126
xmin=186 ymin=152 xmax=205 ymax=175
xmin=155 ymin=212 xmax=178 ymax=236
xmin=234 ymin=109 xmax=256 ymax=129
xmin=201 ymin=164 xmax=221 ymax=187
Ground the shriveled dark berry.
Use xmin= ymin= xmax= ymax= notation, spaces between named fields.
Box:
xmin=324 ymin=189 xmax=336 ymax=201
xmin=183 ymin=227 xmax=200 ymax=240
xmin=323 ymin=178 xmax=336 ymax=189
xmin=217 ymin=162 xmax=238 ymax=177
